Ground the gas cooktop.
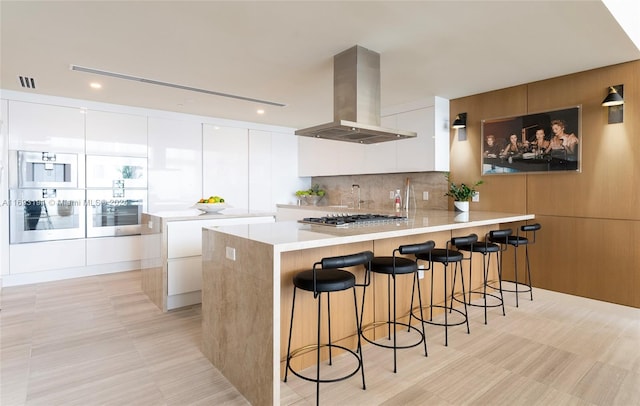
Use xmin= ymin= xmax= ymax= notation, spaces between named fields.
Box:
xmin=299 ymin=213 xmax=408 ymax=228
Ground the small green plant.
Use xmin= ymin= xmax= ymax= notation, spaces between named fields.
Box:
xmin=444 ymin=173 xmax=483 ymax=201
xmin=295 ymin=184 xmax=325 ymax=197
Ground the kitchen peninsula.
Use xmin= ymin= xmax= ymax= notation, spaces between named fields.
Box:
xmin=201 ymin=209 xmax=534 ymax=406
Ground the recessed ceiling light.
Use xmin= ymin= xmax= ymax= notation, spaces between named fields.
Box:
xmin=257 ymin=109 xmax=265 ymax=115
xmin=90 ymin=82 xmax=102 ymax=89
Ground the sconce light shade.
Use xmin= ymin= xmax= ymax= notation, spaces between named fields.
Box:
xmin=602 ymin=86 xmax=624 ymax=106
xmin=452 ymin=112 xmax=467 ymax=129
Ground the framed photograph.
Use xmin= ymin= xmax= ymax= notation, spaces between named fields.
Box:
xmin=481 ymin=106 xmax=581 ymax=175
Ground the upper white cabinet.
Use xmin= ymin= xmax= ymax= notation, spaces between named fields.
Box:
xmin=147 ymin=117 xmax=203 ymax=212
xmin=298 ymin=96 xmax=449 ymax=175
xmin=202 ymin=125 xmax=249 ymax=209
xmin=85 ymin=110 xmax=147 ymax=156
xmin=7 ymin=100 xmax=85 ymax=153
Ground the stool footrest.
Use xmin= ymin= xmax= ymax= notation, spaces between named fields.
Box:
xmin=411 ymin=305 xmax=468 ymax=327
xmin=496 ymin=280 xmax=532 ymax=294
xmin=286 ymin=343 xmax=362 ymax=384
xmin=452 ymin=291 xmax=504 ymax=308
xmin=361 ymin=321 xmax=425 ymax=350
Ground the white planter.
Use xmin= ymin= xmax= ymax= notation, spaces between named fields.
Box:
xmin=453 ymin=201 xmax=469 ymax=212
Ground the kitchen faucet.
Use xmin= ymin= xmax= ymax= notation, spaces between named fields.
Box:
xmin=351 ymin=184 xmax=361 ymax=210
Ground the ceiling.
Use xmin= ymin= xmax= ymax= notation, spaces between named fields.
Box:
xmin=1 ymin=1 xmax=639 ymax=130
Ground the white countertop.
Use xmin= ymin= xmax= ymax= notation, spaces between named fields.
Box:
xmin=205 ymin=209 xmax=535 ymax=252
xmin=144 ymin=208 xmax=275 ymax=221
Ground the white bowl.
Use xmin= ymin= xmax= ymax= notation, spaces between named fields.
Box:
xmin=194 ymin=203 xmax=229 ymax=213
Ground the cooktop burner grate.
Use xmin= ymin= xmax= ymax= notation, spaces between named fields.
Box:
xmin=299 ymin=213 xmax=408 ymax=227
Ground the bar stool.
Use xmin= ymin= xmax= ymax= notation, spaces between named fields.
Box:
xmin=489 ymin=223 xmax=541 ymax=307
xmin=284 ymin=250 xmax=373 ymax=405
xmin=360 ymin=241 xmax=435 ymax=373
xmin=413 ymin=234 xmax=476 ymax=346
xmin=453 ymin=229 xmax=512 ymax=324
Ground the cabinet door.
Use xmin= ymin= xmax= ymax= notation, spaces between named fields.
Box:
xmin=147 ymin=117 xmax=202 ymax=213
xmin=298 ymin=136 xmax=366 ymax=176
xmin=167 ymin=257 xmax=202 ymax=295
xmin=9 ymin=239 xmax=86 ymax=273
xmin=248 ymin=130 xmax=272 ymax=212
xmin=202 ymin=125 xmax=248 ymax=209
xmin=86 ymin=110 xmax=147 ymax=156
xmin=250 ymin=130 xmax=304 ymax=210
xmin=86 ymin=235 xmax=147 ymax=265
xmin=7 ymin=100 xmax=85 ymax=153
xmin=394 ymin=107 xmax=434 ymax=172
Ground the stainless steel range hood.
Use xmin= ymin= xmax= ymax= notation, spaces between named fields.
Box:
xmin=295 ymin=45 xmax=417 ymax=144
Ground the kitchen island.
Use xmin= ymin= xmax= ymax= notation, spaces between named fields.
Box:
xmin=201 ymin=210 xmax=534 ymax=406
xmin=140 ymin=209 xmax=274 ymax=312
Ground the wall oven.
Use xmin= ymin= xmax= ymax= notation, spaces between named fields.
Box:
xmin=86 ymin=189 xmax=146 ymax=237
xmin=85 ymin=155 xmax=147 ymax=237
xmin=9 ymin=188 xmax=86 ymax=243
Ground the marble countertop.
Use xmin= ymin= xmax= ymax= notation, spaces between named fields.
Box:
xmin=206 ymin=209 xmax=534 ymax=252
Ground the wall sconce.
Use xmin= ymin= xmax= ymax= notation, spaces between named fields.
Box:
xmin=452 ymin=112 xmax=467 ymax=141
xmin=452 ymin=113 xmax=467 ymax=129
xmin=602 ymin=85 xmax=624 ymax=124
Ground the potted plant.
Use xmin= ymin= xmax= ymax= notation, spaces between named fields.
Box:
xmin=295 ymin=184 xmax=326 ymax=205
xmin=444 ymin=173 xmax=483 ymax=212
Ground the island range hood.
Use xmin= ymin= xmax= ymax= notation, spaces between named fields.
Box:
xmin=295 ymin=45 xmax=417 ymax=144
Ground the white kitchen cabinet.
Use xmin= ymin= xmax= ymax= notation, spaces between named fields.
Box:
xmin=86 ymin=235 xmax=149 ymax=266
xmin=147 ymin=117 xmax=202 ymax=212
xmin=249 ymin=129 xmax=304 ymax=211
xmin=9 ymin=239 xmax=86 ymax=274
xmin=298 ymin=136 xmax=366 ymax=176
xmin=7 ymin=100 xmax=85 ymax=153
xmin=142 ymin=213 xmax=275 ymax=311
xmin=203 ymin=124 xmax=248 ymax=209
xmin=298 ymin=97 xmax=449 ymax=175
xmin=85 ymin=110 xmax=147 ymax=156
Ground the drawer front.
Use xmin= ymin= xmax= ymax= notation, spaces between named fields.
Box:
xmin=167 ymin=257 xmax=202 ymax=295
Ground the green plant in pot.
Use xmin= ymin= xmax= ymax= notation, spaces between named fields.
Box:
xmin=444 ymin=173 xmax=483 ymax=211
xmin=295 ymin=184 xmax=326 ymax=205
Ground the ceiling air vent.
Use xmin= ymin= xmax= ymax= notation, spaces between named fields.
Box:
xmin=19 ymin=76 xmax=36 ymax=89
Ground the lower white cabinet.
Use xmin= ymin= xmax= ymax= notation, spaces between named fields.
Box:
xmin=9 ymin=239 xmax=86 ymax=274
xmin=86 ymin=235 xmax=148 ymax=265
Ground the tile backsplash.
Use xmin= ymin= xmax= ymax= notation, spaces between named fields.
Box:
xmin=311 ymin=172 xmax=448 ymax=212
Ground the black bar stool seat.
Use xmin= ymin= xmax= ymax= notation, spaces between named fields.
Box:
xmin=361 ymin=241 xmax=434 ymax=373
xmin=293 ymin=269 xmax=356 ymax=292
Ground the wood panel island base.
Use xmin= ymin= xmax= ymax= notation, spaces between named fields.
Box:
xmin=201 ymin=210 xmax=535 ymax=406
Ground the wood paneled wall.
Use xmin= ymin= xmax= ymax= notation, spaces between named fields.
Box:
xmin=449 ymin=60 xmax=640 ymax=308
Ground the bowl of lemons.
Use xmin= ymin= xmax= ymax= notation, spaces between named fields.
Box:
xmin=194 ymin=196 xmax=229 ymax=213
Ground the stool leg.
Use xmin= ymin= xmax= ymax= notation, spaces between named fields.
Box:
xmin=443 ymin=263 xmax=449 ymax=346
xmin=386 ymin=274 xmax=392 ymax=340
xmin=513 ymin=244 xmax=520 ymax=307
xmin=495 ymin=251 xmax=506 ymax=316
xmin=352 ymin=287 xmax=366 ymax=390
xmin=430 ymin=266 xmax=435 ymax=321
xmin=392 ymin=274 xmax=397 ymax=373
xmin=457 ymin=262 xmax=470 ymax=334
xmin=316 ymin=293 xmax=322 ymax=405
xmin=481 ymin=253 xmax=488 ymax=324
xmin=525 ymin=245 xmax=534 ymax=301
xmin=327 ymin=293 xmax=332 ymax=365
xmin=414 ymin=271 xmax=428 ymax=357
xmin=284 ymin=287 xmax=298 ymax=382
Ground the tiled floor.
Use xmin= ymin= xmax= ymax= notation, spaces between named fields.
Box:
xmin=1 ymin=271 xmax=639 ymax=405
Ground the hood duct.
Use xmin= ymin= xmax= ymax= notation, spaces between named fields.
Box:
xmin=295 ymin=45 xmax=417 ymax=144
